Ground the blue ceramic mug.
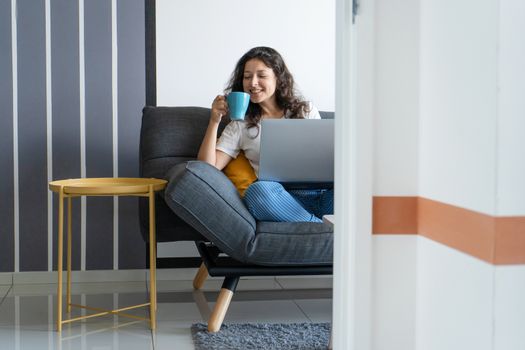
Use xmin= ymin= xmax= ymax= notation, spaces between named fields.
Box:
xmin=227 ymin=92 xmax=250 ymax=120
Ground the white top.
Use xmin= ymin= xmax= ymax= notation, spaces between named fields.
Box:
xmin=216 ymin=104 xmax=321 ymax=174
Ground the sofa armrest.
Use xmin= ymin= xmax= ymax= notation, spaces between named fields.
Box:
xmin=163 ymin=161 xmax=257 ymax=262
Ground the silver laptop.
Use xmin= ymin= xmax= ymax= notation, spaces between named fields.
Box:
xmin=258 ymin=119 xmax=334 ymax=185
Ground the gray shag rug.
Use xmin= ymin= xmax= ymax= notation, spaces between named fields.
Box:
xmin=191 ymin=322 xmax=331 ymax=350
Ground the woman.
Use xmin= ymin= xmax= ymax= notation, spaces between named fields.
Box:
xmin=198 ymin=46 xmax=333 ymax=222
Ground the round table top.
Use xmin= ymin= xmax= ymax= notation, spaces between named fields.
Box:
xmin=49 ymin=177 xmax=167 ymax=195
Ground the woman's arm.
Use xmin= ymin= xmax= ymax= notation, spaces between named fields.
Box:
xmin=197 ymin=122 xmax=233 ymax=170
xmin=197 ymin=95 xmax=233 ymax=170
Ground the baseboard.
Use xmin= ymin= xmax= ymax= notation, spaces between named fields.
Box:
xmin=0 ymin=268 xmax=331 ymax=286
xmin=0 ymin=268 xmax=200 ymax=285
xmin=0 ymin=273 xmax=13 ymax=285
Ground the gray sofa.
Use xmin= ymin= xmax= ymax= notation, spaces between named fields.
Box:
xmin=139 ymin=106 xmax=333 ymax=331
xmin=140 ymin=106 xmax=333 ymax=265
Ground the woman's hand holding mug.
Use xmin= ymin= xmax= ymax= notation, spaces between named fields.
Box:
xmin=211 ymin=95 xmax=228 ymax=124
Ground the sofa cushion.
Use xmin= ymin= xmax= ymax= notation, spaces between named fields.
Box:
xmin=164 ymin=161 xmax=257 ymax=262
xmin=250 ymin=221 xmax=333 ymax=266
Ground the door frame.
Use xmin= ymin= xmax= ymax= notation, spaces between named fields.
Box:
xmin=333 ymin=0 xmax=374 ymax=349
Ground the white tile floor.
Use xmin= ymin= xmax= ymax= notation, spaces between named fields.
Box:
xmin=0 ymin=275 xmax=332 ymax=350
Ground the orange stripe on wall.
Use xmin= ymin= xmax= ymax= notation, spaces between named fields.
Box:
xmin=372 ymin=196 xmax=525 ymax=265
xmin=417 ymin=197 xmax=495 ymax=264
xmin=495 ymin=217 xmax=525 ymax=265
xmin=373 ymin=197 xmax=418 ymax=234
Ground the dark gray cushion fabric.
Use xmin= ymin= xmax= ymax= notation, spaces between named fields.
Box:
xmin=248 ymin=222 xmax=333 ymax=266
xmin=164 ymin=161 xmax=256 ymax=262
xmin=140 ymin=106 xmax=226 ymax=179
xmin=319 ymin=111 xmax=334 ymax=120
xmin=164 ymin=161 xmax=333 ymax=266
xmin=139 ymin=196 xmax=203 ymax=243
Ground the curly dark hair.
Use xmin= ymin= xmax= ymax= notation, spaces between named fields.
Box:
xmin=224 ymin=47 xmax=310 ymax=130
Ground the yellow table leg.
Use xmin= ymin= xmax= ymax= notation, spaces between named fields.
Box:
xmin=148 ymin=185 xmax=157 ymax=330
xmin=57 ymin=187 xmax=64 ymax=332
xmin=67 ymin=196 xmax=72 ymax=313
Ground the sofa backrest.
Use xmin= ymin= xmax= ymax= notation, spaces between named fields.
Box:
xmin=140 ymin=106 xmax=225 ymax=179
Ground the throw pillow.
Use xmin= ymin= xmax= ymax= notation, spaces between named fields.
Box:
xmin=223 ymin=151 xmax=257 ymax=197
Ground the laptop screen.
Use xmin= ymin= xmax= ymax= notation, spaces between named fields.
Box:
xmin=258 ymin=119 xmax=334 ymax=186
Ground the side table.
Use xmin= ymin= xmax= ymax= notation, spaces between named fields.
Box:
xmin=48 ymin=177 xmax=167 ymax=331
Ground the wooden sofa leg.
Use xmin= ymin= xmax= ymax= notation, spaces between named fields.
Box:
xmin=207 ymin=277 xmax=239 ymax=333
xmin=208 ymin=288 xmax=233 ymax=333
xmin=193 ymin=263 xmax=208 ymax=290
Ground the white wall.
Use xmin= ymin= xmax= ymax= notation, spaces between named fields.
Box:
xmin=419 ymin=0 xmax=498 ymax=215
xmin=415 ymin=237 xmax=494 ymax=350
xmin=373 ymin=236 xmax=417 ymax=350
xmin=497 ymin=0 xmax=525 ymax=216
xmin=494 ymin=266 xmax=525 ymax=350
xmin=156 ymin=0 xmax=335 ymax=111
xmin=416 ymin=0 xmax=525 ymax=349
xmin=374 ymin=0 xmax=420 ymax=196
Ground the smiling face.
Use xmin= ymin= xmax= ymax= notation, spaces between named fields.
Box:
xmin=242 ymin=58 xmax=278 ymax=106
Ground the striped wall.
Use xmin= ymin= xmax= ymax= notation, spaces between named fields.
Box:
xmin=0 ymin=0 xmax=146 ymax=273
